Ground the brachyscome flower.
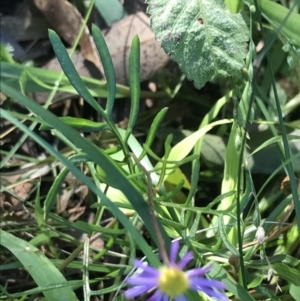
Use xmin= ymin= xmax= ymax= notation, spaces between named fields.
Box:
xmin=124 ymin=241 xmax=228 ymax=301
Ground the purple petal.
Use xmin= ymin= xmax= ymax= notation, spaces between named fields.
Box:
xmin=177 ymin=251 xmax=193 ymax=269
xmin=162 ymin=294 xmax=169 ymax=301
xmin=189 ymin=277 xmax=227 ymax=300
xmin=174 ymin=294 xmax=188 ymax=301
xmin=124 ymin=285 xmax=150 ymax=298
xmin=147 ymin=289 xmax=165 ymax=301
xmin=132 ymin=260 xmax=160 ymax=277
xmin=190 ymin=277 xmax=226 ymax=290
xmin=186 ymin=265 xmax=212 ymax=277
xmin=198 ymin=288 xmax=228 ymax=301
xmin=169 ymin=240 xmax=180 ymax=264
xmin=127 ymin=276 xmax=158 ymax=287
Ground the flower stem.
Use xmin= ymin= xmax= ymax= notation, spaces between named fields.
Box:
xmin=130 ymin=152 xmax=169 ymax=265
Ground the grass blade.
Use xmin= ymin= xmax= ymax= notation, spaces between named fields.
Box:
xmin=0 ymin=230 xmax=79 ymax=301
xmin=126 ymin=36 xmax=141 ymax=141
xmin=1 ymin=82 xmax=170 ymax=264
xmin=91 ymin=24 xmax=116 ymax=118
xmin=48 ymin=30 xmax=107 ymax=119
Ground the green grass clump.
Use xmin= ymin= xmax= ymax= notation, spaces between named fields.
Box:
xmin=0 ymin=1 xmax=300 ymax=300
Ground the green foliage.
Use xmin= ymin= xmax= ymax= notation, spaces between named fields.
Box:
xmin=0 ymin=230 xmax=79 ymax=300
xmin=147 ymin=0 xmax=249 ymax=88
xmin=245 ymin=0 xmax=300 ymax=46
xmin=1 ymin=0 xmax=300 ymax=300
xmin=0 ymin=43 xmax=15 ymax=63
xmin=0 ymin=61 xmax=168 ymax=99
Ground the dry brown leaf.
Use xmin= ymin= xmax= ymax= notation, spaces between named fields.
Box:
xmin=32 ymin=0 xmax=103 ymax=72
xmin=58 ymin=189 xmax=74 ymax=214
xmin=1 ymin=174 xmax=33 ymax=210
xmin=0 ymin=182 xmax=33 ymax=220
xmin=64 ymin=185 xmax=88 ymax=220
xmin=104 ymin=12 xmax=169 ymax=84
xmin=280 ymin=176 xmax=300 ymax=195
xmin=0 ymin=161 xmax=52 ymax=218
xmin=68 ymin=207 xmax=85 ymax=221
xmin=89 ymin=233 xmax=104 ymax=250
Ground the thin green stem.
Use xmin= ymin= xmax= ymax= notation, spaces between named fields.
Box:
xmin=253 ymin=0 xmax=300 ymax=239
xmin=130 ymin=153 xmax=170 ymax=265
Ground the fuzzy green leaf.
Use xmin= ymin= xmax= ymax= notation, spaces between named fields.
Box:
xmin=147 ymin=0 xmax=249 ymax=89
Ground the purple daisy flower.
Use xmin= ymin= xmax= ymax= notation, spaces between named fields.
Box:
xmin=124 ymin=241 xmax=228 ymax=301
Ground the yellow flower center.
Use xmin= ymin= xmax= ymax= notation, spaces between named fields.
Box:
xmin=158 ymin=266 xmax=190 ymax=297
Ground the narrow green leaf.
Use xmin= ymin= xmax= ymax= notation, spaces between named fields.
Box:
xmin=34 ymin=185 xmax=47 ymax=231
xmin=40 ymin=117 xmax=107 ymax=132
xmin=1 ymin=106 xmax=161 ymax=266
xmin=273 ymin=263 xmax=300 ymax=286
xmin=250 ymin=135 xmax=300 ymax=156
xmin=208 ymin=262 xmax=255 ymax=301
xmin=220 ymin=123 xmax=240 ymax=213
xmin=246 ymin=0 xmax=300 ymax=46
xmin=207 ymin=191 xmax=237 ymax=210
xmin=0 ymin=61 xmax=107 ymax=96
xmin=0 ymin=43 xmax=16 ymax=63
xmin=83 ymin=238 xmax=90 ymax=300
xmin=164 ymin=134 xmax=173 ymax=158
xmin=218 ymin=214 xmax=240 ymax=256
xmin=247 ymin=276 xmax=263 ymax=288
xmin=143 ymin=143 xmax=166 ymax=161
xmin=48 ymin=30 xmax=107 ymax=119
xmin=74 ymin=221 xmax=126 ymax=236
xmin=0 ymin=230 xmax=79 ymax=301
xmin=253 ymin=284 xmax=281 ymax=301
xmin=0 ymin=281 xmax=83 ymax=298
xmin=185 ymin=159 xmax=200 ymax=205
xmin=139 ymin=107 xmax=169 ymax=160
xmin=0 ymin=61 xmax=166 ymax=99
xmin=19 ymin=70 xmax=28 ymax=94
xmin=251 ymin=0 xmax=300 ymax=237
xmin=193 ymin=91 xmax=230 ymax=161
xmin=44 ymin=154 xmax=91 ymax=216
xmin=1 ymin=83 xmax=169 ymax=265
xmin=225 ymin=0 xmax=244 ymax=13
xmin=126 ymin=36 xmax=141 ymax=141
xmin=91 ymin=24 xmax=116 ymax=118
xmin=168 ymin=119 xmax=232 ymax=162
xmin=264 ymin=197 xmax=292 ymax=233
xmin=290 ymin=283 xmax=300 ymax=301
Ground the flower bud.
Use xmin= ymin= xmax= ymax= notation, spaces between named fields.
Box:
xmin=256 ymin=226 xmax=265 ymax=244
